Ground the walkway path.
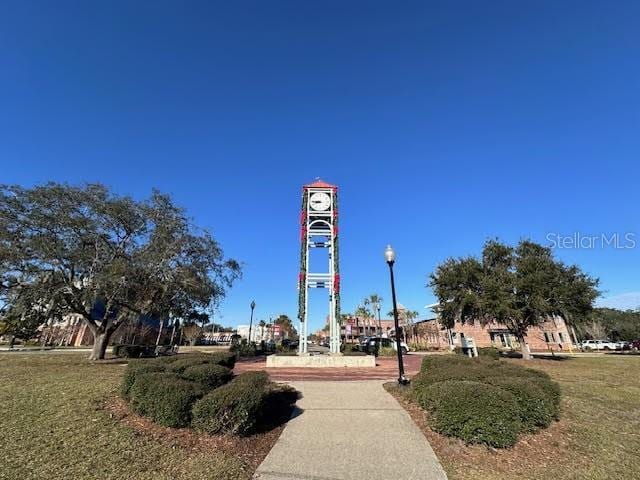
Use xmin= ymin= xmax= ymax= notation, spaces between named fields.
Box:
xmin=253 ymin=380 xmax=447 ymax=480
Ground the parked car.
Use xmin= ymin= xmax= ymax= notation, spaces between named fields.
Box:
xmin=359 ymin=336 xmax=410 ymax=355
xmin=580 ymin=339 xmax=619 ymax=351
xmin=283 ymin=340 xmax=299 ymax=351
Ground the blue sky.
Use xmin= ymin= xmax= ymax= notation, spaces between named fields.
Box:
xmin=1 ymin=1 xmax=639 ymax=332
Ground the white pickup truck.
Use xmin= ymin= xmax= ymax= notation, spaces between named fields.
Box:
xmin=580 ymin=339 xmax=619 ymax=351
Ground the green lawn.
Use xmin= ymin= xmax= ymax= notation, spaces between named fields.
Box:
xmin=530 ymin=355 xmax=640 ymax=479
xmin=396 ymin=355 xmax=640 ymax=480
xmin=0 ymin=354 xmax=246 ymax=480
xmin=2 ymin=353 xmax=639 ymax=480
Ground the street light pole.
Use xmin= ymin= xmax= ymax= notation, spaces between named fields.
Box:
xmin=248 ymin=300 xmax=256 ymax=344
xmin=385 ymin=245 xmax=409 ymax=385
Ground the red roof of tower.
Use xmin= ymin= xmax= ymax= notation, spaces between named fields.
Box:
xmin=304 ymin=178 xmax=338 ymax=189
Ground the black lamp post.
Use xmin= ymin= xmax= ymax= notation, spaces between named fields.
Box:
xmin=248 ymin=300 xmax=256 ymax=344
xmin=385 ymin=245 xmax=409 ymax=385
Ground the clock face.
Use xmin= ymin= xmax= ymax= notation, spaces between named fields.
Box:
xmin=309 ymin=192 xmax=331 ymax=211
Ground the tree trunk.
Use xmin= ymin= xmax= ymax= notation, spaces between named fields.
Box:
xmin=518 ymin=335 xmax=532 ymax=360
xmin=155 ymin=319 xmax=164 ymax=346
xmin=89 ymin=331 xmax=110 ymax=360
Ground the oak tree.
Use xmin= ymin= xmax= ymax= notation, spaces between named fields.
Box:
xmin=0 ymin=183 xmax=240 ymax=359
xmin=430 ymin=239 xmax=598 ymax=359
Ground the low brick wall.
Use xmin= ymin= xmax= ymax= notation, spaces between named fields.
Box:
xmin=266 ymin=354 xmax=376 ymax=368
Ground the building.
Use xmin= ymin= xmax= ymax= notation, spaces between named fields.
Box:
xmin=39 ymin=312 xmax=170 ymax=347
xmin=236 ymin=324 xmax=263 ymax=343
xmin=236 ymin=323 xmax=284 ymax=343
xmin=411 ymin=315 xmax=574 ymax=352
xmin=39 ymin=314 xmax=93 ymax=347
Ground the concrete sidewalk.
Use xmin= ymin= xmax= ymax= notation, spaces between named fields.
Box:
xmin=254 ymin=381 xmax=447 ymax=480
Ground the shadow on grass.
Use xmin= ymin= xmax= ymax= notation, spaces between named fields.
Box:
xmin=254 ymin=386 xmax=302 ymax=434
xmin=502 ymin=351 xmax=572 ymax=361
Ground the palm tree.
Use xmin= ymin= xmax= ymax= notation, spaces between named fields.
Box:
xmin=354 ymin=305 xmax=371 ymax=339
xmin=364 ymin=294 xmax=383 ymax=337
xmin=258 ymin=320 xmax=266 ymax=342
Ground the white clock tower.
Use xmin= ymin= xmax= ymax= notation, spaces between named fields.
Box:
xmin=297 ymin=179 xmax=341 ymax=354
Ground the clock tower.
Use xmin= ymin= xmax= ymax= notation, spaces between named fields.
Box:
xmin=297 ymin=179 xmax=340 ymax=354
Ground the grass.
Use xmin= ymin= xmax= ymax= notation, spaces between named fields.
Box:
xmin=389 ymin=355 xmax=640 ymax=480
xmin=3 ymin=352 xmax=638 ymax=480
xmin=0 ymin=353 xmax=248 ymax=480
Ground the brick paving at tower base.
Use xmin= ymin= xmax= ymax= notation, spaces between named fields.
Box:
xmin=234 ymin=354 xmax=422 ymax=381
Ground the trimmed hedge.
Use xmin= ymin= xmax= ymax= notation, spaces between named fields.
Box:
xmin=413 ymin=355 xmax=561 ymax=447
xmin=121 ymin=361 xmax=167 ymax=399
xmin=122 ymin=352 xmax=236 ymax=397
xmin=129 ymin=372 xmax=204 ymax=427
xmin=420 ymin=354 xmax=473 ymax=373
xmin=113 ymin=344 xmax=155 ymax=358
xmin=477 ymin=347 xmax=501 ymax=359
xmin=419 ymin=380 xmax=522 ymax=448
xmin=484 ymin=377 xmax=555 ymax=431
xmin=191 ymin=371 xmax=269 ymax=435
xmin=181 ymin=364 xmax=232 ymax=390
xmin=230 ymin=343 xmax=256 ymax=357
xmin=168 ymin=352 xmax=236 ymax=373
xmin=231 ymin=370 xmax=269 ymax=387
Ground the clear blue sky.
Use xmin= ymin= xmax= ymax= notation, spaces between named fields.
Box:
xmin=1 ymin=1 xmax=639 ymax=332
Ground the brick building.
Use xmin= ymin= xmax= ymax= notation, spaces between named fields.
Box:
xmin=412 ymin=316 xmax=574 ymax=352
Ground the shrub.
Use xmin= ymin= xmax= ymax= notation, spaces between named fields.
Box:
xmin=181 ymin=364 xmax=232 ymax=390
xmin=231 ymin=370 xmax=269 ymax=387
xmin=419 ymin=380 xmax=522 ymax=448
xmin=230 ymin=343 xmax=256 ymax=357
xmin=485 ymin=377 xmax=555 ymax=431
xmin=129 ymin=372 xmax=204 ymax=427
xmin=415 ymin=361 xmax=492 ymax=390
xmin=477 ymin=347 xmax=501 ymax=359
xmin=341 ymin=343 xmax=363 ymax=353
xmin=167 ymin=356 xmax=208 ymax=373
xmin=412 ymin=355 xmax=562 ymax=446
xmin=208 ymin=351 xmax=237 ymax=368
xmin=486 ymin=361 xmax=551 ymax=381
xmin=148 ymin=354 xmax=181 ymax=365
xmin=343 ymin=351 xmax=368 ymax=356
xmin=113 ymin=344 xmax=155 ymax=358
xmin=529 ymin=377 xmax=561 ymax=418
xmin=420 ymin=354 xmax=473 ymax=373
xmin=120 ymin=361 xmax=167 ymax=399
xmin=378 ymin=346 xmax=396 ymax=357
xmin=191 ymin=372 xmax=269 ymax=435
xmin=168 ymin=352 xmax=237 ymax=373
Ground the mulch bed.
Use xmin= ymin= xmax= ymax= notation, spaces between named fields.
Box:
xmin=102 ymin=396 xmax=288 ymax=473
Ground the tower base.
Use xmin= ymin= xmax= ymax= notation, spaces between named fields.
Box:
xmin=266 ymin=354 xmax=376 ymax=368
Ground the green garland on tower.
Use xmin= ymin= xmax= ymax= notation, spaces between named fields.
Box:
xmin=297 ymin=191 xmax=308 ymax=322
xmin=333 ymin=189 xmax=340 ymax=322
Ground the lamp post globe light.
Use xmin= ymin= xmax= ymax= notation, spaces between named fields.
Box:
xmin=385 ymin=245 xmax=409 ymax=385
xmin=248 ymin=300 xmax=256 ymax=344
